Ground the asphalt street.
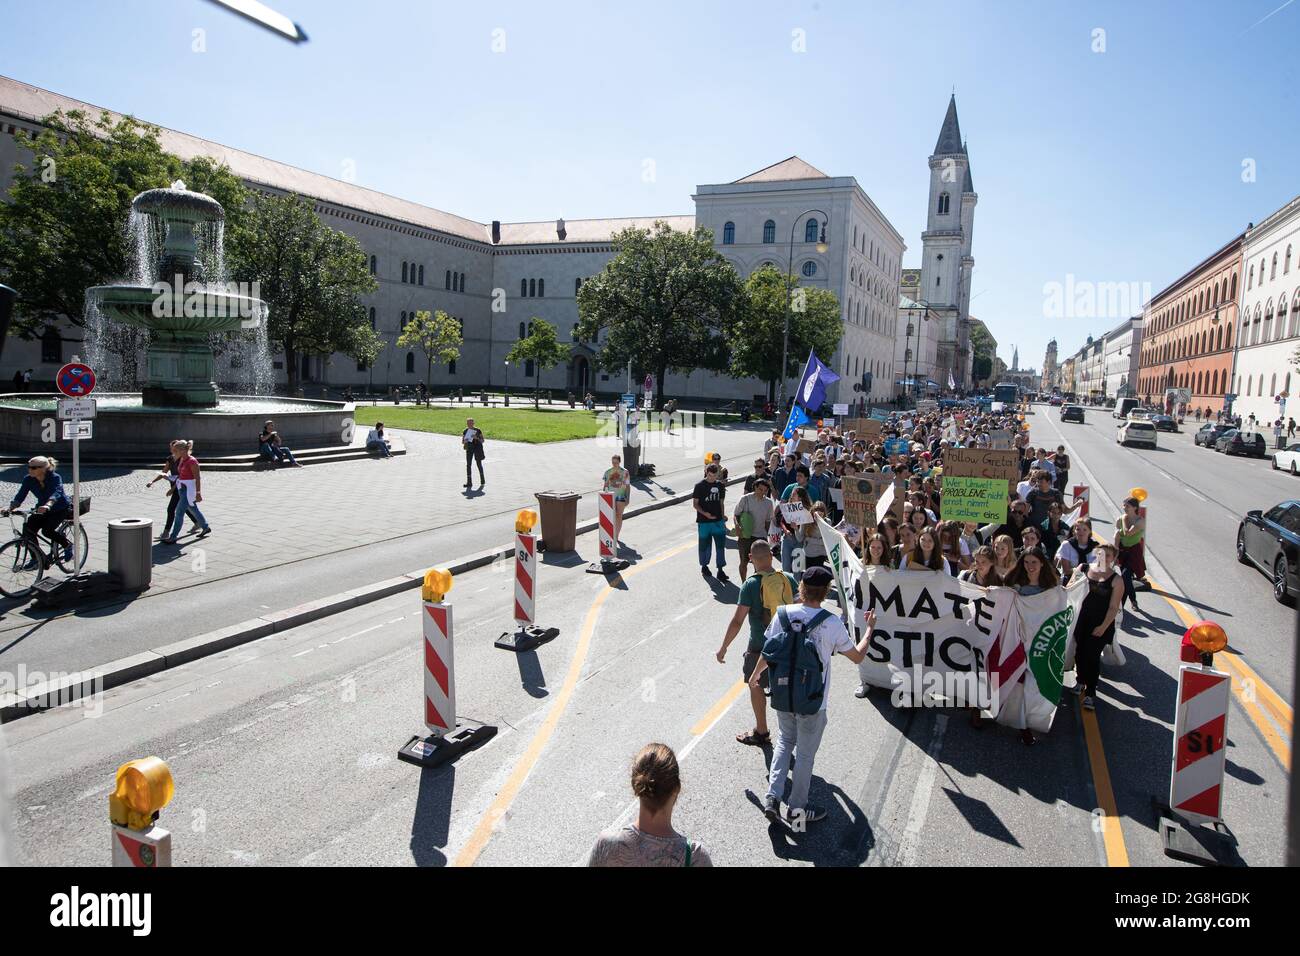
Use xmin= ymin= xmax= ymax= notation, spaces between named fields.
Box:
xmin=3 ymin=421 xmax=1291 ymax=864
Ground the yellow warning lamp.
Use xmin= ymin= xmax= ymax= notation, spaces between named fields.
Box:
xmin=704 ymin=451 xmax=716 ymax=464
xmin=514 ymin=508 xmax=538 ymax=534
xmin=1129 ymin=487 xmax=1148 ymax=502
xmin=108 ymin=757 xmax=174 ymax=831
xmin=1186 ymin=620 xmax=1227 ymax=655
xmin=422 ymin=567 xmax=453 ymax=603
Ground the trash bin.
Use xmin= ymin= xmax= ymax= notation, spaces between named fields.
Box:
xmin=534 ymin=490 xmax=582 ymax=552
xmin=622 ymin=443 xmax=640 ymax=474
xmin=108 ymin=517 xmax=153 ymax=591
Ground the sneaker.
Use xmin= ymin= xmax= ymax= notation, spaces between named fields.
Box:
xmin=854 ymin=682 xmax=870 ymax=699
xmin=715 ymin=569 xmax=730 ymax=583
xmin=762 ymin=795 xmax=781 ymax=823
xmin=700 ymin=566 xmax=713 ymax=578
xmin=1082 ymin=695 xmax=1096 ymax=711
xmin=1066 ymin=683 xmax=1083 ymax=696
xmin=786 ymin=804 xmax=827 ymax=826
xmin=197 ymin=527 xmax=212 ymax=539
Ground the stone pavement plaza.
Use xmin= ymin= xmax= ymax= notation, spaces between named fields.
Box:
xmin=0 ymin=417 xmax=771 ymax=602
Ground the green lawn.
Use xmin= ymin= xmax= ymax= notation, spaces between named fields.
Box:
xmin=354 ymin=405 xmax=655 ymax=443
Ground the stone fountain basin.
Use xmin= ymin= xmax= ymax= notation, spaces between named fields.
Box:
xmin=0 ymin=394 xmax=352 ymax=460
xmin=89 ymin=284 xmax=264 ymax=335
xmin=132 ymin=186 xmax=224 ymax=223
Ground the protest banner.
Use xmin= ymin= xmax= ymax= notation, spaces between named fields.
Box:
xmin=817 ymin=518 xmax=861 ymax=628
xmin=990 ymin=574 xmax=1088 ymax=732
xmin=869 ymin=407 xmax=890 ymax=421
xmin=856 ymin=568 xmax=1017 ymax=706
xmin=943 ymin=447 xmax=1020 ymax=497
xmin=940 ymin=475 xmax=1009 ymax=524
xmin=841 ymin=475 xmax=902 ymax=528
xmin=917 ymin=399 xmax=938 ymax=416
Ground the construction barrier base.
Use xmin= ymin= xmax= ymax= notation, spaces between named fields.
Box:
xmin=585 ymin=558 xmax=630 ymax=574
xmin=1152 ymin=798 xmax=1242 ymax=867
xmin=495 ymin=625 xmax=560 ymax=653
xmin=398 ymin=719 xmax=498 ymax=768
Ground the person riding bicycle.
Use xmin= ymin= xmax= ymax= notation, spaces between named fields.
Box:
xmin=2 ymin=456 xmax=74 ymax=563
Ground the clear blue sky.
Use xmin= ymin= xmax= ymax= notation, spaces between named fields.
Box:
xmin=4 ymin=0 xmax=1298 ymax=372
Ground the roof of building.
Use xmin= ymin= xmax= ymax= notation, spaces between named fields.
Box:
xmin=933 ymin=95 xmax=966 ymax=155
xmin=962 ymin=145 xmax=974 ymax=193
xmin=0 ymin=74 xmax=695 ymax=247
xmin=732 ymin=156 xmax=830 ymax=184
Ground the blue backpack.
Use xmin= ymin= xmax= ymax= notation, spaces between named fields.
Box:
xmin=763 ymin=607 xmax=832 ymax=715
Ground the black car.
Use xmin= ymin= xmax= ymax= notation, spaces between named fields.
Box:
xmin=1061 ymin=404 xmax=1084 ymax=423
xmin=1237 ymin=501 xmax=1300 ymax=603
xmin=1195 ymin=423 xmax=1232 ymax=447
xmin=1150 ymin=415 xmax=1179 ymax=432
xmin=1215 ymin=429 xmax=1267 ymax=456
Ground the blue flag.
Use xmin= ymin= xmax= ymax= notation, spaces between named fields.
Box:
xmin=782 ymin=402 xmax=811 ymax=440
xmin=794 ymin=348 xmax=840 ymax=412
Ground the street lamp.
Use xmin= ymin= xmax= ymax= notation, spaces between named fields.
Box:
xmin=899 ymin=299 xmax=937 ymax=403
xmin=778 ymin=208 xmax=830 ymax=413
xmin=503 ymin=359 xmax=510 ymax=406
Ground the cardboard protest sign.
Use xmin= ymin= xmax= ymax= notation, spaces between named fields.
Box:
xmin=884 ymin=438 xmax=910 ymax=457
xmin=939 ymin=475 xmax=1008 ymax=524
xmin=943 ymin=447 xmax=1020 ymax=498
xmin=841 ymin=475 xmax=903 ymax=528
xmin=917 ymin=399 xmax=938 ymax=416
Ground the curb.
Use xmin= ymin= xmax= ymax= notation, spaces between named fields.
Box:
xmin=0 ymin=474 xmax=745 ymax=723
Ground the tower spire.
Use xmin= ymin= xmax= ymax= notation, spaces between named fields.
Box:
xmin=933 ymin=94 xmax=964 ymax=155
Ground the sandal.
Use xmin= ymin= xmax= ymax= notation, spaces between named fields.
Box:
xmin=736 ymin=729 xmax=770 ymax=746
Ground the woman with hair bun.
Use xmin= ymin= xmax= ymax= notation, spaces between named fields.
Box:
xmin=587 ymin=743 xmax=712 ymax=867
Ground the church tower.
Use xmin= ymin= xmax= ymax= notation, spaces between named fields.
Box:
xmin=920 ymin=95 xmax=976 ymax=388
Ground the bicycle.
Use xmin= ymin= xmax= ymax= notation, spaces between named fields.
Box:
xmin=0 ymin=499 xmax=91 ymax=599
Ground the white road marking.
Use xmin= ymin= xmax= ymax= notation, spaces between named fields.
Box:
xmin=896 ymin=714 xmax=948 ymax=867
xmin=291 ymin=648 xmax=315 ymax=658
xmin=331 ymin=623 xmax=383 ymax=645
xmin=1184 ymin=487 xmax=1208 ymax=502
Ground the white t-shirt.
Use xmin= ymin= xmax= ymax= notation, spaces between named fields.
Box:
xmin=1057 ymin=539 xmax=1095 ymax=570
xmin=764 ymin=603 xmax=855 ymax=713
xmin=1016 ymin=479 xmax=1032 ymax=501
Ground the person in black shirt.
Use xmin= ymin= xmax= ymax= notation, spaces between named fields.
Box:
xmin=462 ymin=418 xmax=486 ymax=489
xmin=743 ymin=457 xmax=768 ymax=493
xmin=989 ymin=499 xmax=1030 ymax=549
xmin=694 ymin=464 xmax=728 ymax=582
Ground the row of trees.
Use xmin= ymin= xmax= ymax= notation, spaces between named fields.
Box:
xmin=0 ymin=112 xmax=845 ymax=401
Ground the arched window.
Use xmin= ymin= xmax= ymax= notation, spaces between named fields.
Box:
xmin=538 ymin=278 xmax=544 ymax=297
xmin=1230 ymin=274 xmax=1237 ymax=300
xmin=525 ymin=359 xmax=535 ymax=378
xmin=369 ymin=255 xmax=377 ymax=275
xmin=802 ymin=261 xmax=817 ymax=278
xmin=448 ymin=359 xmax=457 ymax=375
xmin=458 ymin=273 xmax=465 ymax=293
xmin=1286 ymin=245 xmax=1293 ymax=275
xmin=40 ymin=327 xmax=61 ymax=363
xmin=804 ymin=219 xmax=818 ymax=243
xmin=446 ymin=270 xmax=451 ymax=289
xmin=521 ymin=279 xmax=528 ymax=298
xmin=722 ymin=221 xmax=735 ymax=245
xmin=1226 ymin=321 xmax=1233 ymax=346
xmin=418 ymin=265 xmax=424 ymax=285
xmin=369 ymin=306 xmax=376 ymax=330
xmin=405 ymin=352 xmax=415 ymax=373
xmin=937 ymin=193 xmax=950 ymax=215
xmin=401 ymin=262 xmax=408 ymax=283
xmin=1272 ymin=253 xmax=1279 ymax=280
xmin=400 ymin=310 xmax=407 ymax=324
xmin=519 ymin=322 xmax=526 ymax=339
xmin=1271 ymin=373 xmax=1277 ymax=396
xmin=763 ymin=220 xmax=775 ymax=244
xmin=529 ymin=278 xmax=536 ymax=298
xmin=575 ymin=277 xmax=582 ymax=295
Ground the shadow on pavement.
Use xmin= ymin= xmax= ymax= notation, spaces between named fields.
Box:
xmin=515 ymin=648 xmax=547 ymax=698
xmin=745 ymin=782 xmax=873 ymax=866
xmin=409 ymin=764 xmax=455 ymax=867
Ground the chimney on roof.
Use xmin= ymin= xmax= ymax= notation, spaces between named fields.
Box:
xmin=491 ymin=220 xmax=501 ymax=244
xmin=556 ymin=218 xmax=567 ymax=241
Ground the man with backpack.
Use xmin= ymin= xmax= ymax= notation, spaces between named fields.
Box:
xmin=716 ymin=540 xmax=795 ymax=749
xmin=748 ymin=566 xmax=877 ymax=827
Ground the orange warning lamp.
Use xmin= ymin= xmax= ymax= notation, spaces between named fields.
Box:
xmin=422 ymin=567 xmax=453 ymax=603
xmin=1129 ymin=487 xmax=1148 ymax=502
xmin=704 ymin=451 xmax=716 ymax=464
xmin=514 ymin=509 xmax=538 ymax=534
xmin=108 ymin=757 xmax=174 ymax=831
xmin=1186 ymin=620 xmax=1227 ymax=655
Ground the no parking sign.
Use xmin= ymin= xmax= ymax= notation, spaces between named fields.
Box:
xmin=57 ymin=362 xmax=96 ymax=397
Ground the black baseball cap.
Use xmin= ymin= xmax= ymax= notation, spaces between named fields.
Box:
xmin=802 ymin=566 xmax=834 ymax=586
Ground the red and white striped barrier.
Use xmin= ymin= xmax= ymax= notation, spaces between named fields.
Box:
xmin=1169 ymin=663 xmax=1231 ymax=825
xmin=423 ymin=599 xmax=454 ymax=735
xmin=400 ymin=568 xmax=496 ymax=767
xmin=514 ymin=530 xmax=536 ymax=626
xmin=112 ymin=825 xmax=172 ymax=868
xmin=598 ymin=491 xmax=618 ymax=559
xmin=1072 ymin=484 xmax=1089 ymax=521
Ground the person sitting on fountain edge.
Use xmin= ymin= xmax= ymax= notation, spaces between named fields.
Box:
xmin=367 ymin=422 xmax=393 ymax=458
xmin=259 ymin=420 xmax=302 ymax=468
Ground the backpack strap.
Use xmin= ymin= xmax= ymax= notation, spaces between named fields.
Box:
xmin=807 ymin=608 xmax=832 ymax=632
xmin=683 ymin=840 xmax=692 ymax=867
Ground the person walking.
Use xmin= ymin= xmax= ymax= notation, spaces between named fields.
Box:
xmin=748 ymin=566 xmax=877 ymax=826
xmin=2 ymin=456 xmax=73 ymax=562
xmin=716 ymin=539 xmax=795 ymax=748
xmin=1114 ymin=497 xmax=1146 ymax=613
xmin=160 ymin=440 xmax=210 ymax=544
xmin=602 ymin=453 xmax=632 ymax=542
xmin=21 ymin=369 xmax=32 ymax=393
xmin=1070 ymin=542 xmax=1124 ymax=711
xmin=693 ymin=463 xmax=728 ymax=582
xmin=146 ymin=440 xmax=203 ymax=539
xmin=732 ymin=477 xmax=775 ymax=580
xmin=462 ymin=418 xmax=486 ymax=489
xmin=1289 ymin=417 xmax=1296 ymax=441
xmin=586 ymin=743 xmax=712 ymax=867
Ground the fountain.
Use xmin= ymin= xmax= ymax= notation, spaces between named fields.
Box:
xmin=0 ymin=183 xmax=354 ymax=462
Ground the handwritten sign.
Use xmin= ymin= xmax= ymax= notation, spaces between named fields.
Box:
xmin=940 ymin=476 xmax=1009 ymax=524
xmin=841 ymin=475 xmax=903 ymax=528
xmin=943 ymin=447 xmax=1020 ymax=498
xmin=780 ymin=501 xmax=813 ymax=525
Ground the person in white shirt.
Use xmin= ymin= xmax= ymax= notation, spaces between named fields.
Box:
xmin=748 ymin=566 xmax=876 ymax=826
xmin=462 ymin=418 xmax=485 ymax=489
xmin=366 ymin=422 xmax=392 ymax=458
xmin=1056 ymin=519 xmax=1097 ymax=580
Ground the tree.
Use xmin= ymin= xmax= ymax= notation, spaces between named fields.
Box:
xmin=396 ymin=309 xmax=462 ymax=394
xmin=726 ymin=265 xmax=842 ymax=401
xmin=507 ymin=319 xmax=570 ymax=408
xmin=0 ymin=109 xmax=247 ymax=339
xmin=969 ymin=322 xmax=997 ymax=387
xmin=344 ymin=324 xmax=388 ymax=377
xmin=575 ymin=221 xmax=743 ymax=406
xmin=229 ymin=193 xmax=376 ymax=394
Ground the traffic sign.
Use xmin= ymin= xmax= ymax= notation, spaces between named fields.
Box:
xmin=621 ymin=392 xmax=637 ymax=408
xmin=57 ymin=397 xmax=97 ymax=421
xmin=56 ymin=363 xmax=96 ymax=397
xmin=62 ymin=420 xmax=92 ymax=440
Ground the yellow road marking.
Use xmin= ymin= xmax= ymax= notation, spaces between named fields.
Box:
xmin=690 ymin=679 xmax=746 ymax=736
xmin=451 ymin=541 xmax=694 ymax=867
xmin=1080 ymin=708 xmax=1129 ymax=866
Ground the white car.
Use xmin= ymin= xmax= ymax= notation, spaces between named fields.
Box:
xmin=1117 ymin=419 xmax=1158 ymax=448
xmin=1273 ymin=443 xmax=1300 ymax=475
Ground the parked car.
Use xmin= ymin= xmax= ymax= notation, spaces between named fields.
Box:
xmin=1195 ymin=423 xmax=1233 ymax=447
xmin=1215 ymin=429 xmax=1267 ymax=457
xmin=1150 ymin=414 xmax=1179 ymax=432
xmin=1237 ymin=501 xmax=1300 ymax=603
xmin=1061 ymin=404 xmax=1085 ymax=423
xmin=1273 ymin=443 xmax=1300 ymax=475
xmin=1117 ymin=419 xmax=1158 ymax=448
